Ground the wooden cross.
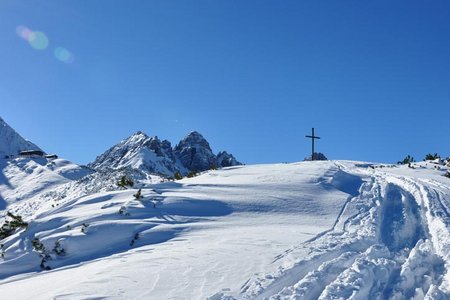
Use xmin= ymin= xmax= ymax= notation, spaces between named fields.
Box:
xmin=305 ymin=128 xmax=320 ymax=161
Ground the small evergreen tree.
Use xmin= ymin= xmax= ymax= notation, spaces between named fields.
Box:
xmin=187 ymin=170 xmax=198 ymax=178
xmin=444 ymin=171 xmax=450 ymax=179
xmin=398 ymin=155 xmax=415 ymax=165
xmin=174 ymin=171 xmax=183 ymax=180
xmin=133 ymin=189 xmax=143 ymax=200
xmin=425 ymin=153 xmax=440 ymax=161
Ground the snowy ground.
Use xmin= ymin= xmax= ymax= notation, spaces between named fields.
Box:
xmin=0 ymin=160 xmax=449 ymax=299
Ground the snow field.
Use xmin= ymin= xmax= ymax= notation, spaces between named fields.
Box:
xmin=0 ymin=160 xmax=449 ymax=299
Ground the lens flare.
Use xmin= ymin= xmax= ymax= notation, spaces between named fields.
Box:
xmin=16 ymin=25 xmax=33 ymax=41
xmin=28 ymin=31 xmax=49 ymax=50
xmin=16 ymin=26 xmax=49 ymax=50
xmin=54 ymin=47 xmax=74 ymax=64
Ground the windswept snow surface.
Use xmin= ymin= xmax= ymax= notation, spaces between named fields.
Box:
xmin=0 ymin=158 xmax=92 ymax=215
xmin=0 ymin=161 xmax=449 ymax=299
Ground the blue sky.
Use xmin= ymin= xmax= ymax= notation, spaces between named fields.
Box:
xmin=1 ymin=1 xmax=450 ymax=165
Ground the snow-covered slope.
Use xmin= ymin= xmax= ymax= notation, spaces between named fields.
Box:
xmin=0 ymin=160 xmax=449 ymax=299
xmin=0 ymin=117 xmax=42 ymax=157
xmin=89 ymin=131 xmax=242 ymax=177
xmin=0 ymin=157 xmax=93 ymax=217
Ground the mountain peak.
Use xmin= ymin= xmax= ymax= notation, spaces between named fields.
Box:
xmin=186 ymin=131 xmax=204 ymax=137
xmin=127 ymin=131 xmax=149 ymax=141
xmin=90 ymin=130 xmax=241 ymax=176
xmin=181 ymin=131 xmax=208 ymax=144
xmin=0 ymin=117 xmax=43 ymax=157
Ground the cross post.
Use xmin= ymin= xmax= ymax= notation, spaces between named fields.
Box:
xmin=305 ymin=128 xmax=320 ymax=161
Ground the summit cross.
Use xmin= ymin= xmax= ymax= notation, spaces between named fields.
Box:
xmin=305 ymin=128 xmax=321 ymax=161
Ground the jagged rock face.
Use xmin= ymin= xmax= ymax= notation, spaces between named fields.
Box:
xmin=0 ymin=117 xmax=42 ymax=157
xmin=174 ymin=131 xmax=218 ymax=172
xmin=91 ymin=130 xmax=242 ymax=177
xmin=217 ymin=151 xmax=241 ymax=167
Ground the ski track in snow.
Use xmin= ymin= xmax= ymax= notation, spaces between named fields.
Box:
xmin=224 ymin=163 xmax=450 ymax=300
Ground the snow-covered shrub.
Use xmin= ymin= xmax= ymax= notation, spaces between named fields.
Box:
xmin=0 ymin=212 xmax=28 ymax=240
xmin=31 ymin=238 xmax=53 ymax=270
xmin=81 ymin=223 xmax=89 ymax=233
xmin=129 ymin=233 xmax=139 ymax=246
xmin=444 ymin=171 xmax=450 ymax=179
xmin=117 ymin=175 xmax=134 ymax=188
xmin=31 ymin=238 xmax=46 ymax=253
xmin=53 ymin=239 xmax=66 ymax=256
xmin=133 ymin=189 xmax=143 ymax=200
xmin=118 ymin=206 xmax=130 ymax=216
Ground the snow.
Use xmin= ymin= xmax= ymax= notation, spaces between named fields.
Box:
xmin=0 ymin=157 xmax=93 ymax=218
xmin=0 ymin=160 xmax=449 ymax=299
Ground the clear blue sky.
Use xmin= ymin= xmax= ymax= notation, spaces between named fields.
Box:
xmin=1 ymin=1 xmax=450 ymax=165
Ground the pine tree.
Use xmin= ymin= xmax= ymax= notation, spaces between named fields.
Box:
xmin=425 ymin=153 xmax=440 ymax=160
xmin=174 ymin=171 xmax=183 ymax=180
xmin=187 ymin=170 xmax=198 ymax=178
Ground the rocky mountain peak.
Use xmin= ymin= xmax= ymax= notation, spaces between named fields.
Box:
xmin=0 ymin=117 xmax=42 ymax=158
xmin=177 ymin=131 xmax=211 ymax=149
xmin=90 ymin=130 xmax=242 ymax=177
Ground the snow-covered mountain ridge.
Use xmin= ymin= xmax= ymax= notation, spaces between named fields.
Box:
xmin=89 ymin=130 xmax=242 ymax=176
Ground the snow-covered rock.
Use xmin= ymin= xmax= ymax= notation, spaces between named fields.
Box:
xmin=304 ymin=152 xmax=328 ymax=161
xmin=216 ymin=151 xmax=241 ymax=167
